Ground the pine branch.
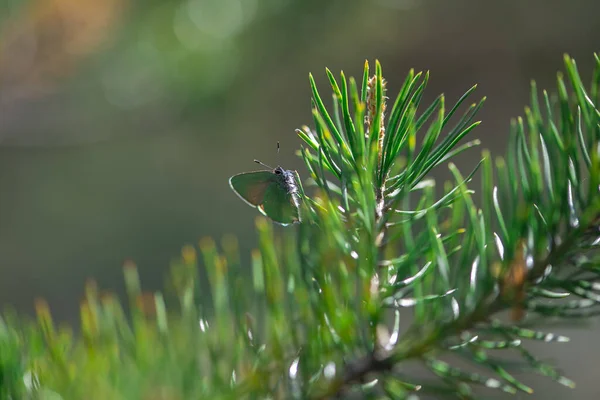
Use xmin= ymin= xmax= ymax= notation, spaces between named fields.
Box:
xmin=1 ymin=54 xmax=598 ymax=400
xmin=325 ymin=209 xmax=599 ymax=397
xmin=297 ymin=54 xmax=599 ymax=398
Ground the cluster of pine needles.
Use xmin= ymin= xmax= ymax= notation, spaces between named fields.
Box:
xmin=1 ymin=53 xmax=599 ymax=399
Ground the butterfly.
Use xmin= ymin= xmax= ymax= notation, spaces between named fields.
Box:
xmin=229 ymin=159 xmax=302 ymax=225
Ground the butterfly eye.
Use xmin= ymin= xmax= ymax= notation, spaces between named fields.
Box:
xmin=274 ymin=168 xmax=282 ymax=175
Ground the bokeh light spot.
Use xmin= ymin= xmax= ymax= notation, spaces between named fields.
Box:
xmin=187 ymin=0 xmax=248 ymax=40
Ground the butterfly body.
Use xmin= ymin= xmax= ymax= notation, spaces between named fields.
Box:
xmin=229 ymin=166 xmax=301 ymax=225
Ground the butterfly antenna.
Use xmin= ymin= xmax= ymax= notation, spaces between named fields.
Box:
xmin=276 ymin=141 xmax=280 ymax=165
xmin=254 ymin=159 xmax=274 ymax=169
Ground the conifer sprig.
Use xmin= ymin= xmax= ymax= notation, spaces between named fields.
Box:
xmin=297 ymin=54 xmax=599 ymax=398
xmin=1 ymin=54 xmax=598 ymax=400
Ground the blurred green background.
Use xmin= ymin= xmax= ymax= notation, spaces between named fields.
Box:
xmin=0 ymin=0 xmax=599 ymax=397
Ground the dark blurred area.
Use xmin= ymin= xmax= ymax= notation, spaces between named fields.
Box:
xmin=0 ymin=0 xmax=599 ymax=397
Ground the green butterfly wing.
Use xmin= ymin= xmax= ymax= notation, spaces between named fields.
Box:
xmin=229 ymin=170 xmax=300 ymax=225
xmin=229 ymin=171 xmax=275 ymax=207
xmin=258 ymin=182 xmax=300 ymax=225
